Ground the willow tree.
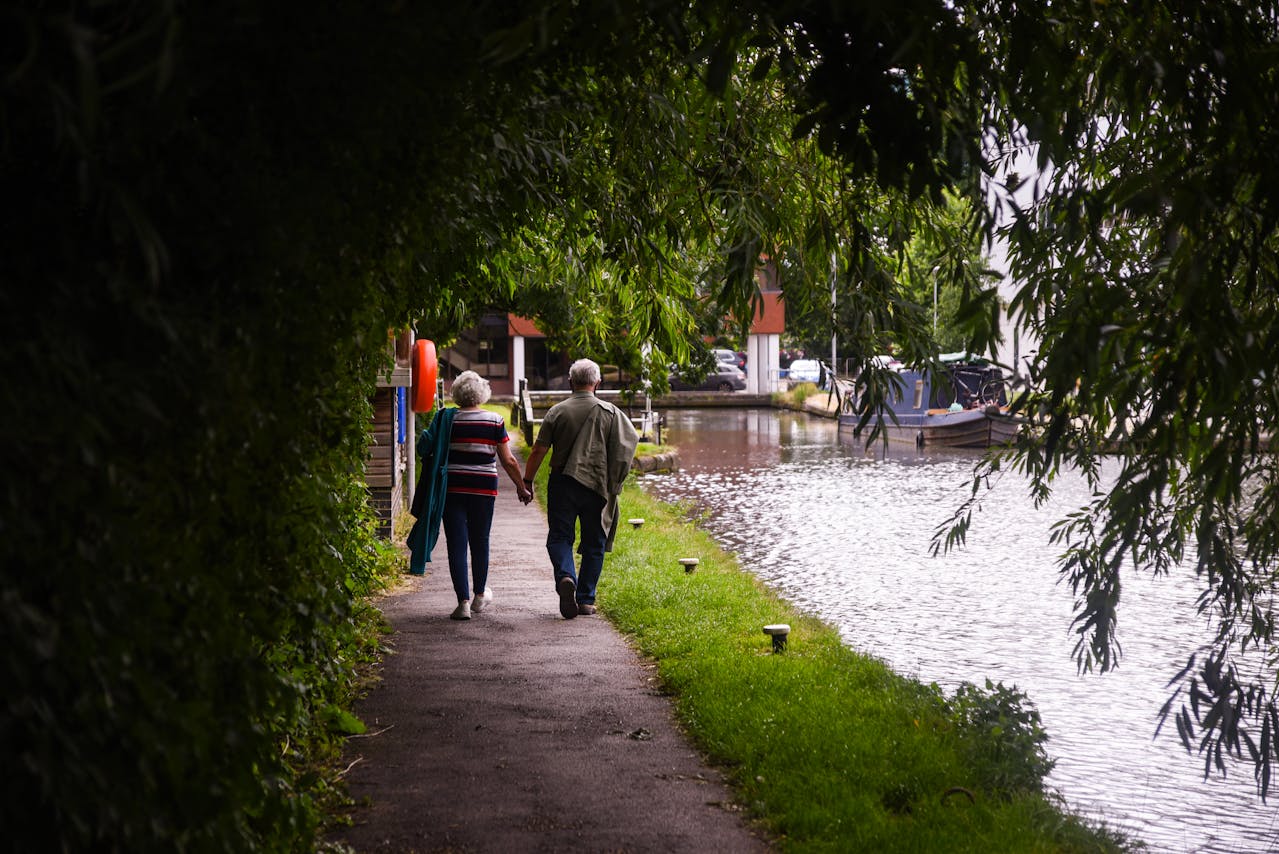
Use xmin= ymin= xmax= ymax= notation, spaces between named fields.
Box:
xmin=963 ymin=1 xmax=1279 ymax=797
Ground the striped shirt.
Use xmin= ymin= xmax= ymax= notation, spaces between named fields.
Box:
xmin=446 ymin=409 xmax=509 ymax=496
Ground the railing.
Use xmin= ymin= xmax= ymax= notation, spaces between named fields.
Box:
xmin=514 ymin=379 xmax=661 ymax=446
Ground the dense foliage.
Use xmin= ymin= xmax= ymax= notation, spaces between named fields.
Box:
xmin=5 ymin=0 xmax=1278 ymax=848
xmin=5 ymin=2 xmax=933 ymax=846
xmin=1 ymin=4 xmax=466 ymax=847
xmin=947 ymin=679 xmax=1055 ymax=799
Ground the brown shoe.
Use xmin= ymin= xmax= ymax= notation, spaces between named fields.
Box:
xmin=576 ymin=603 xmax=597 ymax=616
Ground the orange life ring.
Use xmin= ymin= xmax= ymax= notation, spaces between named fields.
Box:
xmin=410 ymin=339 xmax=437 ymax=412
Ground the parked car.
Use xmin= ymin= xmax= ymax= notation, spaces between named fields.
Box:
xmin=786 ymin=358 xmax=824 ymax=384
xmin=713 ymin=348 xmax=747 ymax=373
xmin=669 ymin=363 xmax=747 ymax=392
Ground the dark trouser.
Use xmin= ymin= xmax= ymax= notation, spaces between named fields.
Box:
xmin=441 ymin=491 xmax=495 ymax=602
xmin=545 ymin=472 xmax=607 ymax=604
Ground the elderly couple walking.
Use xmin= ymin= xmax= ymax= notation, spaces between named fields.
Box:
xmin=406 ymin=358 xmax=639 ymax=620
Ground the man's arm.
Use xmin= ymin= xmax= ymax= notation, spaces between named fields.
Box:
xmin=523 ymin=443 xmax=549 ymax=485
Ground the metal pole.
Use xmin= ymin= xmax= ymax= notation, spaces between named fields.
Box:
xmin=830 ymin=251 xmax=838 ymax=374
xmin=934 ymin=278 xmax=939 ymax=335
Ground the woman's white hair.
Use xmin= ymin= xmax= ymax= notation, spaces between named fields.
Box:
xmin=568 ymin=359 xmax=601 ymax=389
xmin=451 ymin=370 xmax=491 ymax=407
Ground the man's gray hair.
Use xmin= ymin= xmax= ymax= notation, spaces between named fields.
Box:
xmin=451 ymin=370 xmax=491 ymax=407
xmin=568 ymin=359 xmax=601 ymax=389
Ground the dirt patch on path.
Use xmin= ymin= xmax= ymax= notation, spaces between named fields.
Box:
xmin=331 ymin=476 xmax=770 ymax=853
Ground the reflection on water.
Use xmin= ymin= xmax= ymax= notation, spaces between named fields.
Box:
xmin=640 ymin=409 xmax=1275 ymax=853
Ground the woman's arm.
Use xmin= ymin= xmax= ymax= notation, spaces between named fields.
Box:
xmin=498 ymin=442 xmax=533 ymax=503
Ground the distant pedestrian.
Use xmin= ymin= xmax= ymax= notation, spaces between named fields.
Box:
xmin=522 ymin=359 xmax=639 ymax=618
xmin=407 ymin=370 xmax=533 ymax=620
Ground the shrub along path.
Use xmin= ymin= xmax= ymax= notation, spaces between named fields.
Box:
xmin=332 ymin=475 xmax=769 ymax=852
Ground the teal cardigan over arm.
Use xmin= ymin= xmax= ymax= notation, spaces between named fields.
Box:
xmin=405 ymin=407 xmax=457 ymax=575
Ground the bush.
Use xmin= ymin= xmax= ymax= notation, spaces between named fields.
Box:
xmin=947 ymin=679 xmax=1056 ymax=797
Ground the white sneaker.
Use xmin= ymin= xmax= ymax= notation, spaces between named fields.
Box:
xmin=450 ymin=600 xmax=471 ymax=620
xmin=471 ymin=588 xmax=493 ymax=614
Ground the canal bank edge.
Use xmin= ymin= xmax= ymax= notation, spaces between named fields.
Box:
xmin=650 ymin=388 xmax=841 ymax=418
xmin=632 ymin=451 xmax=680 ymax=473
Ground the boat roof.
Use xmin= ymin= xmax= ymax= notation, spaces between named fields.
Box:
xmin=937 ymin=351 xmax=992 ymax=365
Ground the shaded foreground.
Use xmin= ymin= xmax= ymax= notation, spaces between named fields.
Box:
xmin=330 ymin=479 xmax=769 ymax=852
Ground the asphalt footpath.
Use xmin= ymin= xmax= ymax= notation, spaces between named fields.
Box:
xmin=331 ymin=468 xmax=770 ymax=853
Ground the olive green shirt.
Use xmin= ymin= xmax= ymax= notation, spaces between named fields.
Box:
xmin=535 ymin=391 xmax=609 ymax=471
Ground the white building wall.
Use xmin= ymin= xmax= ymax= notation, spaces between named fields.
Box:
xmin=746 ymin=333 xmax=781 ymax=394
xmin=512 ymin=335 xmax=526 ymax=390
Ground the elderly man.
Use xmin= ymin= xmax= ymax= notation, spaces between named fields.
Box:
xmin=523 ymin=359 xmax=639 ymax=619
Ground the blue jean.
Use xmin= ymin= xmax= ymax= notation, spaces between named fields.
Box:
xmin=546 ymin=472 xmax=607 ymax=604
xmin=441 ymin=491 xmax=495 ymax=602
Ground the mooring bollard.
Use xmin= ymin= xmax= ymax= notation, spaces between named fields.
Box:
xmin=679 ymin=557 xmax=699 ymax=573
xmin=628 ymin=518 xmax=645 ymax=529
xmin=763 ymin=624 xmax=790 ymax=653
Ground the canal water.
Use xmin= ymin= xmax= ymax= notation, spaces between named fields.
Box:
xmin=637 ymin=408 xmax=1274 ymax=853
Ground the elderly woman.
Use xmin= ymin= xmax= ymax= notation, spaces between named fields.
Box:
xmin=435 ymin=370 xmax=532 ymax=620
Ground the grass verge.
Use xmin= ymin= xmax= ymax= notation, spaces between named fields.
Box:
xmin=597 ymin=480 xmax=1136 ymax=852
xmin=312 ymin=530 xmax=403 ymax=841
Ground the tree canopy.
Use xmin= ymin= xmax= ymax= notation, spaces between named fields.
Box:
xmin=4 ymin=0 xmax=1278 ymax=846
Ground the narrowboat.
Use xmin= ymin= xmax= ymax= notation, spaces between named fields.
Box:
xmin=837 ymin=357 xmax=1016 ymax=449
